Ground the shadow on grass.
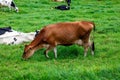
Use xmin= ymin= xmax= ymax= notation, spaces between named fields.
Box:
xmin=21 ymin=45 xmax=95 ymax=62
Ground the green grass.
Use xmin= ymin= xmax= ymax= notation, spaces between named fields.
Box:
xmin=0 ymin=0 xmax=120 ymax=80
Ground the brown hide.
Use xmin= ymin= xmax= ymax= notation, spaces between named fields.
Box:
xmin=22 ymin=21 xmax=95 ymax=59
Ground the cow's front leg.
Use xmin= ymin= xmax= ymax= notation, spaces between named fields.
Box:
xmin=44 ymin=45 xmax=55 ymax=58
xmin=53 ymin=47 xmax=57 ymax=58
xmin=44 ymin=50 xmax=50 ymax=58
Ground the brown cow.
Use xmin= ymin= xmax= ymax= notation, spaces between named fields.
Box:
xmin=22 ymin=21 xmax=95 ymax=59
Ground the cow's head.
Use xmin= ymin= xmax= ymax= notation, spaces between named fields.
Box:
xmin=22 ymin=45 xmax=35 ymax=59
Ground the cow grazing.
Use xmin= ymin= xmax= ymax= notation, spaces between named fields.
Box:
xmin=0 ymin=0 xmax=18 ymax=12
xmin=22 ymin=21 xmax=95 ymax=59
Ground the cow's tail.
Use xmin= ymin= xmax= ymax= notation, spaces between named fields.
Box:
xmin=91 ymin=22 xmax=95 ymax=51
xmin=92 ymin=41 xmax=95 ymax=51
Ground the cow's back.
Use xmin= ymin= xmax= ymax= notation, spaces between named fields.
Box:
xmin=42 ymin=21 xmax=93 ymax=44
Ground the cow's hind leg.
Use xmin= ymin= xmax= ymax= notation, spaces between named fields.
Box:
xmin=75 ymin=39 xmax=89 ymax=57
xmin=83 ymin=43 xmax=89 ymax=57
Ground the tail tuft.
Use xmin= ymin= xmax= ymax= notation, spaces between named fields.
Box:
xmin=92 ymin=41 xmax=95 ymax=51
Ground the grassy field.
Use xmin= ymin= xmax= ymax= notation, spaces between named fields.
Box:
xmin=0 ymin=0 xmax=120 ymax=80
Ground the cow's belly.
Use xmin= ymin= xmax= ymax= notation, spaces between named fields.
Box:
xmin=56 ymin=39 xmax=83 ymax=46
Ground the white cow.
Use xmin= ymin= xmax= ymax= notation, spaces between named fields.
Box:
xmin=0 ymin=27 xmax=37 ymax=45
xmin=0 ymin=31 xmax=36 ymax=45
xmin=0 ymin=0 xmax=18 ymax=12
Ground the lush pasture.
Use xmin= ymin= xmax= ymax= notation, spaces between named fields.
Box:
xmin=0 ymin=0 xmax=120 ymax=80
